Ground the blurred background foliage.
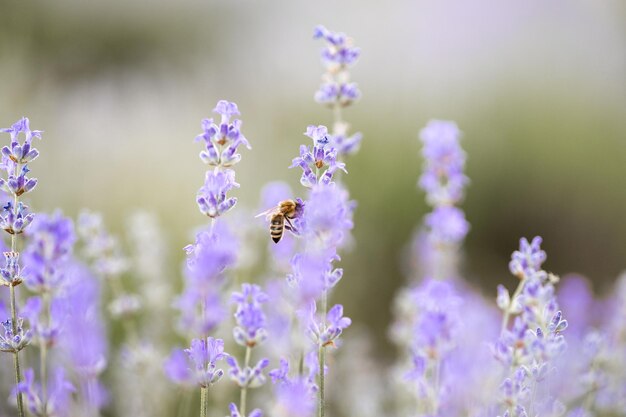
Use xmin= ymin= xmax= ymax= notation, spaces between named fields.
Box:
xmin=1 ymin=0 xmax=626 ymax=363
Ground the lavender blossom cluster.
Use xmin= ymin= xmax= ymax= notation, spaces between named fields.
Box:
xmin=1 ymin=22 xmax=625 ymax=417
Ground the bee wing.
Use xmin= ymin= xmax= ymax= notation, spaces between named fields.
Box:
xmin=255 ymin=206 xmax=277 ymax=219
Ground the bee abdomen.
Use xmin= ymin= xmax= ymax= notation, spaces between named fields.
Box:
xmin=270 ymin=216 xmax=284 ymax=243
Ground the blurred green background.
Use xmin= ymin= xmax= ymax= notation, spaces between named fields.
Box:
xmin=1 ymin=0 xmax=626 ymax=362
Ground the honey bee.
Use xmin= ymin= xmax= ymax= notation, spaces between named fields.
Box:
xmin=256 ymin=199 xmax=303 ymax=243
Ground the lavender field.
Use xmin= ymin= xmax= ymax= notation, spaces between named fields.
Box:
xmin=1 ymin=1 xmax=626 ymax=417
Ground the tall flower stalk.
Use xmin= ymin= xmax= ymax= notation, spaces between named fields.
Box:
xmin=226 ymin=284 xmax=270 ymax=417
xmin=314 ymin=25 xmax=362 ymax=158
xmin=166 ymin=99 xmax=249 ymax=417
xmin=19 ymin=212 xmax=76 ymax=416
xmin=0 ymin=117 xmax=42 ymax=417
xmin=307 ymin=25 xmax=362 ymax=417
xmin=494 ymin=237 xmax=568 ymax=417
xmin=288 ymin=124 xmax=354 ymax=417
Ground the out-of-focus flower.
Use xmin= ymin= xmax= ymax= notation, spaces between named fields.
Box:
xmin=271 ymin=375 xmax=316 ymax=417
xmin=23 ymin=211 xmax=75 ymax=294
xmin=228 ymin=402 xmax=262 ymax=417
xmin=313 ymin=25 xmax=361 ymax=68
xmin=77 ymin=210 xmax=130 ymax=278
xmin=165 ymin=337 xmax=227 ymax=388
xmin=418 ymin=120 xmax=468 ymax=207
xmin=424 ymin=206 xmax=469 ymax=245
xmin=308 ymin=303 xmax=351 ymax=347
xmin=15 ymin=367 xmax=74 ymax=417
xmin=226 ymin=356 xmax=270 ymax=389
xmin=509 ymin=236 xmax=547 ymax=279
xmin=302 ymin=183 xmax=354 ymax=251
xmin=231 ymin=283 xmax=269 ymax=347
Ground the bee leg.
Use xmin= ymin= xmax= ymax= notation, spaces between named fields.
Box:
xmin=284 ymin=217 xmax=298 ymax=234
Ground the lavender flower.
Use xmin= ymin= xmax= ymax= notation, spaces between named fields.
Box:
xmin=165 ymin=337 xmax=227 ymax=388
xmin=0 ymin=118 xmax=41 ymax=161
xmin=495 ymin=237 xmax=568 ymax=417
xmin=313 ymin=25 xmax=361 ymax=67
xmin=226 ymin=356 xmax=270 ymax=389
xmin=313 ymin=25 xmax=361 ymax=108
xmin=196 ymin=100 xmax=250 ymax=168
xmin=418 ymin=120 xmax=468 ymax=207
xmin=184 ymin=222 xmax=238 ymax=288
xmin=327 ymin=132 xmax=362 ymax=157
xmin=77 ymin=210 xmax=130 ymax=278
xmin=1 ymin=251 xmax=23 ymax=286
xmin=23 ymin=211 xmax=75 ymax=294
xmin=15 ymin=367 xmax=74 ymax=417
xmin=231 ymin=284 xmax=269 ymax=347
xmin=58 ymin=262 xmax=108 ymax=411
xmin=301 ymin=183 xmax=354 ymax=253
xmin=228 ymin=403 xmax=262 ymax=417
xmin=424 ymin=205 xmax=469 ymax=245
xmin=0 ymin=202 xmax=34 ymax=235
xmin=195 ymin=99 xmax=249 ymax=222
xmin=272 ymin=377 xmax=316 ymax=417
xmin=308 ymin=303 xmax=351 ymax=348
xmin=0 ymin=317 xmax=30 ymax=352
xmin=196 ymin=169 xmax=240 ymax=218
xmin=509 ymin=236 xmax=547 ymax=279
xmin=290 ymin=125 xmax=346 ymax=188
xmin=1 ymin=117 xmax=43 ymax=417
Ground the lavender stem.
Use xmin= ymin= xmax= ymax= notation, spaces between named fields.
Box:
xmin=501 ymin=278 xmax=525 ymax=334
xmin=318 ymin=288 xmax=328 ymax=417
xmin=9 ymin=284 xmax=24 ymax=417
xmin=239 ymin=345 xmax=252 ymax=416
xmin=9 ymin=165 xmax=24 ymax=417
xmin=200 ymin=386 xmax=208 ymax=417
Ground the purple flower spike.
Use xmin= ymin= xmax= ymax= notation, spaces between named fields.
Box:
xmin=0 ymin=161 xmax=38 ymax=197
xmin=509 ymin=236 xmax=547 ymax=279
xmin=419 ymin=120 xmax=468 ymax=207
xmin=227 ymin=356 xmax=270 ymax=388
xmin=196 ymin=169 xmax=239 ymax=218
xmin=308 ymin=302 xmax=351 ymax=347
xmin=290 ymin=126 xmax=347 ymax=188
xmin=273 ymin=377 xmax=316 ymax=417
xmin=0 ymin=317 xmax=31 ymax=352
xmin=23 ymin=211 xmax=75 ymax=293
xmin=302 ymin=184 xmax=354 ymax=250
xmin=314 ymin=25 xmax=361 ymax=67
xmin=424 ymin=206 xmax=470 ymax=245
xmin=0 ymin=201 xmax=35 ymax=235
xmin=165 ymin=337 xmax=227 ymax=388
xmin=231 ymin=283 xmax=269 ymax=347
xmin=269 ymin=358 xmax=290 ymax=384
xmin=229 ymin=403 xmax=263 ymax=417
xmin=0 ymin=117 xmax=43 ymax=144
xmin=196 ymin=100 xmax=250 ymax=168
xmin=15 ymin=367 xmax=75 ymax=417
xmin=0 ymin=251 xmax=22 ymax=286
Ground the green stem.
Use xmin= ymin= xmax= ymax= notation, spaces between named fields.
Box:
xmin=9 ymin=177 xmax=25 ymax=417
xmin=318 ymin=289 xmax=328 ymax=417
xmin=501 ymin=278 xmax=525 ymax=334
xmin=431 ymin=359 xmax=441 ymax=414
xmin=200 ymin=386 xmax=208 ymax=417
xmin=40 ymin=292 xmax=51 ymax=413
xmin=10 ymin=285 xmax=25 ymax=417
xmin=239 ymin=345 xmax=252 ymax=416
